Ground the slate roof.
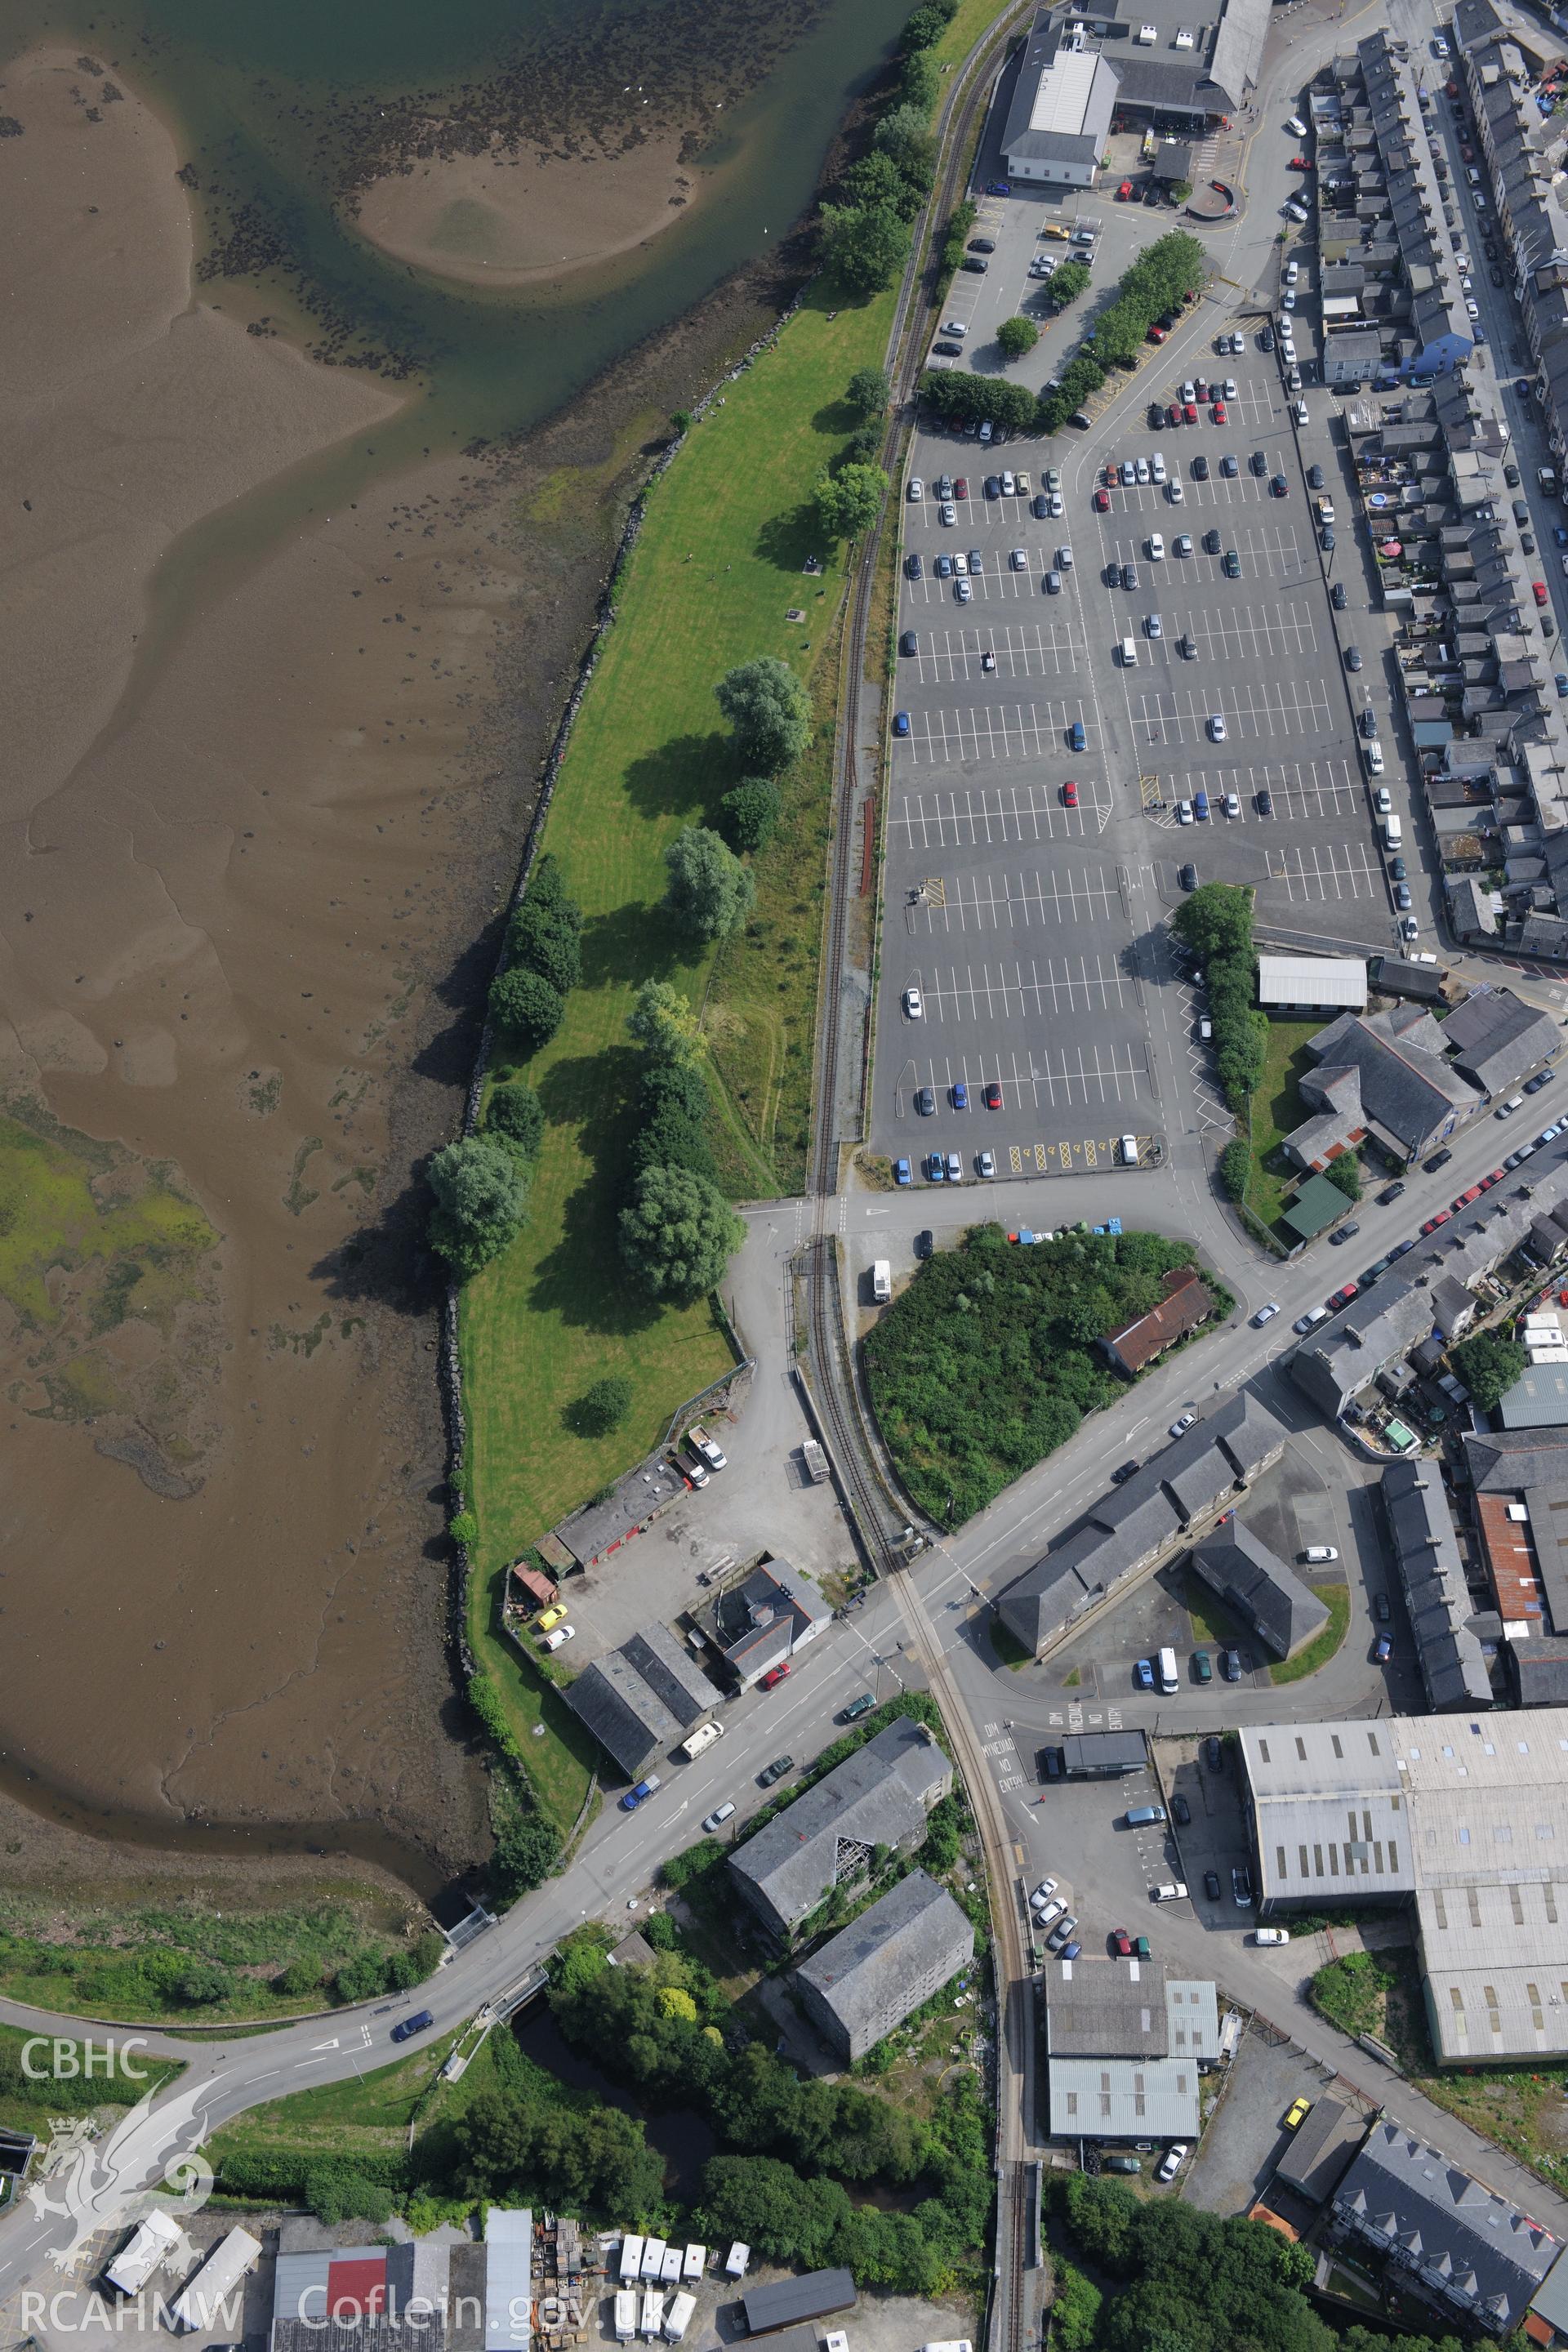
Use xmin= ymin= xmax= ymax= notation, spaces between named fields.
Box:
xmin=741 ymin=2274 xmax=857 ymax=2336
xmin=1443 ymin=987 xmax=1561 ymax=1095
xmin=1380 ymin=1460 xmax=1493 ymax=1708
xmin=1274 ymin=2094 xmax=1370 ymax=2205
xmin=793 ymin=1870 xmax=972 ymax=2047
xmin=1331 ymin=2122 xmax=1561 ymax=2333
xmin=1187 ymin=1520 xmax=1332 ymax=1659
xmin=1301 ymin=1007 xmax=1481 ymax=1152
xmin=1503 ymin=1634 xmax=1568 ymax=1706
xmin=1207 ymin=0 xmax=1270 ymax=106
xmin=996 ymin=1394 xmax=1289 ymax=1650
xmin=728 ymin=1717 xmax=951 ymax=1931
xmin=566 ymin=1628 xmax=718 ymax=1780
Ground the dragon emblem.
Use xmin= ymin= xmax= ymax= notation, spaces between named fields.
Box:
xmin=24 ymin=2075 xmax=215 ymax=2278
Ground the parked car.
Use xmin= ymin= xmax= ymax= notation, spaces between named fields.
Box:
xmin=1204 ymin=1870 xmax=1222 ymax=1901
xmin=1374 ymin=1634 xmax=1393 ymax=1664
xmin=757 ymin=1754 xmax=793 ymax=1787
xmin=1221 ymin=1647 xmax=1241 ymax=1682
xmin=621 ymin=1775 xmax=662 ymax=1812
xmin=702 ymin=1802 xmax=737 ymax=1832
xmin=1172 ymin=1793 xmax=1192 ymax=1824
xmin=1232 ymin=1865 xmax=1254 ymax=1907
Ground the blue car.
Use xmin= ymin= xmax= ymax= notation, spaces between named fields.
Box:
xmin=894 ymin=1156 xmax=912 ymax=1185
xmin=987 ymin=180 xmax=1011 ymax=195
xmin=894 ymin=711 xmax=911 ymax=736
xmin=1556 ymin=673 xmax=1568 ymax=698
xmin=1058 ymin=1942 xmax=1082 ymax=1962
xmin=1554 ymin=527 xmax=1568 ymax=548
xmin=952 ymin=1080 xmax=969 ymax=1110
xmin=927 ymin=1152 xmax=946 ymax=1182
xmin=390 ymin=2008 xmax=434 ymax=2044
xmin=1070 ymin=720 xmax=1087 ymax=751
xmin=1134 ymin=1658 xmax=1156 ymax=1690
xmin=620 ymin=1777 xmax=659 ymax=1812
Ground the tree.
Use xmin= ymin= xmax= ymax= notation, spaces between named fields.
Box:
xmin=571 ymin=1376 xmax=633 ymax=1437
xmin=664 ymin=826 xmax=756 ymax=940
xmin=619 ymin=1164 xmax=746 ymax=1302
xmin=874 ymin=104 xmax=937 ymax=188
xmin=176 ymin=1962 xmax=232 ymax=2006
xmin=815 ymin=460 xmax=888 ymax=538
xmin=631 ymin=1057 xmax=715 ymax=1183
xmin=841 ymin=150 xmax=926 ymax=223
xmin=722 ymin=777 xmax=782 ymax=853
xmin=626 ymin=977 xmax=700 ymax=1062
xmin=1169 ymin=179 xmax=1193 ymax=201
xmin=997 ymin=315 xmax=1040 ymax=361
xmin=491 ymin=1800 xmax=561 ymax=1900
xmin=819 ymin=201 xmax=911 ymax=293
xmin=1218 ymin=1138 xmax=1250 ymax=1200
xmin=670 ymin=408 xmax=693 ymax=434
xmin=1325 ymin=1151 xmax=1363 ymax=1200
xmin=1049 ymin=259 xmax=1091 ymax=305
xmin=715 ymin=656 xmax=813 ymax=773
xmin=488 ymin=965 xmax=564 ymax=1053
xmin=483 ymin=1080 xmax=544 ymax=1160
xmin=1454 ymin=1329 xmax=1529 ymax=1412
xmin=1173 ymin=880 xmax=1254 ymax=960
xmin=427 ymin=1135 xmax=530 ymax=1279
xmin=900 ymin=3 xmax=948 ymax=50
xmin=846 ymin=365 xmax=891 ymax=417
xmin=508 ymin=856 xmax=583 ymax=995
xmin=1051 ymin=2261 xmax=1102 ymax=2352
xmin=899 ymin=47 xmax=940 ymax=109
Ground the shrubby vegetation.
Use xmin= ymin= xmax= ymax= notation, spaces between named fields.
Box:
xmin=1218 ymin=1138 xmax=1250 ymax=1202
xmin=815 ymin=0 xmax=957 ymax=291
xmin=720 ymin=778 xmax=783 ymax=853
xmin=714 ymin=657 xmax=813 ymax=774
xmin=426 ymin=858 xmax=581 ymax=1278
xmin=1172 ymin=883 xmax=1263 ymax=1113
xmin=1325 ymin=1151 xmax=1362 ymax=1201
xmin=1055 ymin=2173 xmax=1330 ymax=2352
xmin=1048 ymin=259 xmax=1092 ymax=309
xmin=815 ymin=460 xmax=889 ymax=540
xmin=466 ymin=1673 xmax=564 ymax=1900
xmin=1454 ymin=1329 xmax=1529 ymax=1412
xmin=863 ymin=1221 xmax=1208 ymax=1523
xmin=664 ymin=825 xmax=755 ymax=941
xmin=618 ymin=979 xmax=744 ymax=1300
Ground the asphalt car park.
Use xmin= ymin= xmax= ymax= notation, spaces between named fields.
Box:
xmin=1028 ymin=1760 xmax=1190 ymax=1960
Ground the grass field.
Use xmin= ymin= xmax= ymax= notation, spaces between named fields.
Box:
xmin=1269 ymin=1583 xmax=1349 ymax=1685
xmin=458 ymin=0 xmax=1019 ymax=1779
xmin=1247 ymin=1020 xmax=1327 ymax=1227
xmin=460 ymin=285 xmax=902 ymax=1571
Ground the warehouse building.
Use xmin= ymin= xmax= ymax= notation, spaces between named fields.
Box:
xmin=741 ymin=2273 xmax=857 ymax=2336
xmin=1001 ymin=12 xmax=1120 ymax=184
xmin=794 ymin=1869 xmax=973 ymax=2062
xmin=1442 ymin=988 xmax=1561 ymax=1100
xmin=1237 ymin=1708 xmax=1568 ymax=2061
xmin=728 ymin=1717 xmax=952 ymax=1936
xmin=1044 ymin=1960 xmax=1218 ymax=2140
xmin=1257 ymin=956 xmax=1369 ymax=1013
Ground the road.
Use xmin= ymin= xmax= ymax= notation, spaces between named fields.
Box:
xmin=8 ymin=0 xmax=1568 ymax=2320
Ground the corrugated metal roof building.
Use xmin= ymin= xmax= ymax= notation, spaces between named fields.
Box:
xmin=1258 ymin=956 xmax=1369 ymax=1011
xmin=741 ymin=2272 xmax=857 ymax=2336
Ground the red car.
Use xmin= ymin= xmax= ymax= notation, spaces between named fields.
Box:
xmin=1461 ymin=143 xmax=1475 ymax=163
xmin=1330 ymin=1283 xmax=1359 ymax=1308
xmin=1169 ymin=401 xmax=1183 ymax=427
xmin=760 ymin=1663 xmax=791 ymax=1690
xmin=1095 ymin=487 xmax=1111 ymax=510
xmin=1289 ymin=154 xmax=1311 ymax=170
xmin=1062 ymin=781 xmax=1079 ymax=806
xmin=954 ymin=475 xmax=969 ymax=498
xmin=1183 ymin=401 xmax=1199 ymax=424
xmin=1454 ymin=1185 xmax=1484 ymax=1208
xmin=1420 ymin=1209 xmax=1453 ymax=1236
xmin=1483 ymin=1167 xmax=1506 ymax=1187
xmin=1213 ymin=399 xmax=1227 ymax=424
xmin=1147 ymin=323 xmax=1168 ymax=344
xmin=1194 ymin=376 xmax=1209 ymax=402
xmin=984 ymin=1080 xmax=1003 ymax=1110
xmin=1535 ymin=581 xmax=1550 ymax=606
xmin=1118 ymin=178 xmax=1134 ymax=199
xmin=1111 ymin=1928 xmax=1133 ymax=1957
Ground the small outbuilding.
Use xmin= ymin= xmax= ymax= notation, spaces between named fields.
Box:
xmin=741 ymin=2271 xmax=857 ymax=2337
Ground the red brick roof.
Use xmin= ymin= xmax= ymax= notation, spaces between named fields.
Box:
xmin=1102 ymin=1264 xmax=1214 ymax=1372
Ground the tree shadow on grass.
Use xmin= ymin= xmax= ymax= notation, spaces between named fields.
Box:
xmin=621 ymin=730 xmax=730 ymax=823
xmin=529 ymin=1048 xmax=665 ymax=1338
xmin=755 ymin=501 xmax=826 ymax=576
xmin=811 ymin=396 xmax=861 ymax=438
xmin=577 ymin=898 xmax=703 ymax=993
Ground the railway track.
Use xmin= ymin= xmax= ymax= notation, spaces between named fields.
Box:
xmin=801 ymin=16 xmax=1042 ymax=2351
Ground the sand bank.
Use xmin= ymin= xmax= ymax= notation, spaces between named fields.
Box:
xmin=0 ymin=48 xmax=500 ymax=1872
xmin=352 ymin=133 xmax=703 ymax=287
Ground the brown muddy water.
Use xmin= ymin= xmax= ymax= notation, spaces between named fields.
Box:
xmin=0 ymin=0 xmax=912 ymax=1895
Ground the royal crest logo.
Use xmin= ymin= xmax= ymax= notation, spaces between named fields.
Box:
xmin=26 ymin=2075 xmax=214 ymax=2276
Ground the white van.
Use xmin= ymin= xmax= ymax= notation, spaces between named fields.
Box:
xmin=1157 ymin=1645 xmax=1178 ymax=1694
xmin=1121 ymin=635 xmax=1138 ymax=665
xmin=1285 ymin=114 xmax=1307 ymax=135
xmin=1365 ymin=742 xmax=1386 ymax=777
xmin=872 ymin=1258 xmax=892 ymax=1303
xmin=1383 ymin=813 xmax=1401 ymax=848
xmin=1303 ymin=1545 xmax=1339 ymax=1563
xmin=1120 ymin=1134 xmax=1139 ymax=1165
